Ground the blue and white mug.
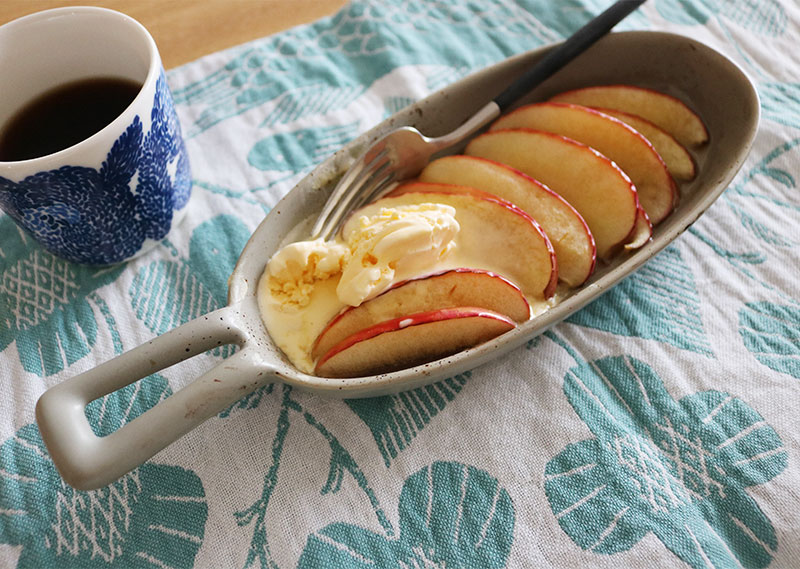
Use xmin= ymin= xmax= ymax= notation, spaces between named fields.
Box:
xmin=0 ymin=7 xmax=191 ymax=265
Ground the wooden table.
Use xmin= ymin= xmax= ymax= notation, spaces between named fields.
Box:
xmin=0 ymin=0 xmax=347 ymax=69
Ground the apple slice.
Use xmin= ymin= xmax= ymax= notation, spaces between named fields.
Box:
xmin=592 ymin=107 xmax=696 ymax=181
xmin=315 ymin=307 xmax=515 ymax=378
xmin=345 ymin=184 xmax=558 ymax=300
xmin=465 ymin=129 xmax=646 ymax=259
xmin=489 ymin=102 xmax=677 ymax=224
xmin=419 ymin=156 xmax=595 ymax=287
xmin=312 ymin=268 xmax=529 ymax=362
xmin=624 ymin=208 xmax=653 ymax=251
xmin=549 ymin=85 xmax=709 ymax=147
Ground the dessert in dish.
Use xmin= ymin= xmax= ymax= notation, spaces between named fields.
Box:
xmin=34 ymin=31 xmax=759 ymax=492
xmin=258 ymin=84 xmax=708 ymax=378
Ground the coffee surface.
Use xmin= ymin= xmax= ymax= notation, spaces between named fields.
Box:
xmin=0 ymin=77 xmax=142 ymax=162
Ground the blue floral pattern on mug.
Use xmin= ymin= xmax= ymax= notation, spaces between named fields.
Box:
xmin=0 ymin=73 xmax=191 ymax=265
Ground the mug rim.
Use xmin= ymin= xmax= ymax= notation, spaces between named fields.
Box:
xmin=0 ymin=6 xmax=160 ymax=169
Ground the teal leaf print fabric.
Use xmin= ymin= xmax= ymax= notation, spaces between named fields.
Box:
xmin=0 ymin=372 xmax=207 ymax=568
xmin=0 ymin=428 xmax=207 ymax=569
xmin=760 ymin=83 xmax=800 ymax=129
xmin=2 ymin=1 xmax=800 ymax=567
xmin=345 ymin=372 xmax=471 ymax=466
xmin=739 ymin=302 xmax=800 ymax=379
xmin=545 ymin=356 xmax=787 ymax=568
xmin=172 ymin=0 xmax=572 ymax=138
xmin=0 ymin=217 xmax=124 ymax=377
xmin=129 ymin=214 xmax=249 ymax=359
xmin=298 ymin=461 xmax=515 ymax=568
xmin=84 ymin=370 xmax=172 ymax=437
xmin=656 ymin=0 xmax=787 ymax=32
xmin=566 ymin=245 xmax=713 ymax=355
xmin=247 ymin=123 xmax=360 ymax=172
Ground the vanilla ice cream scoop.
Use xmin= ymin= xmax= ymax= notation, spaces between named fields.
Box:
xmin=337 ymin=204 xmax=460 ymax=306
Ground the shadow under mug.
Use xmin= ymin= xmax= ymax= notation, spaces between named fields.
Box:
xmin=0 ymin=7 xmax=191 ymax=265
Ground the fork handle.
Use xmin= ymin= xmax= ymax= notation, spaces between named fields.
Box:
xmin=493 ymin=0 xmax=646 ymax=112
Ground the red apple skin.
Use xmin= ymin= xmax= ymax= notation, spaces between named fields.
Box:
xmin=419 ymin=155 xmax=596 ymax=287
xmin=314 ymin=307 xmax=516 ymax=378
xmin=465 ymin=129 xmax=641 ymax=259
xmin=549 ymin=84 xmax=709 ymax=147
xmin=311 ymin=268 xmax=530 ymax=362
xmin=592 ymin=106 xmax=696 ymax=181
xmin=489 ymin=102 xmax=677 ymax=224
xmin=375 ymin=183 xmax=559 ymax=300
xmin=624 ymin=208 xmax=653 ymax=251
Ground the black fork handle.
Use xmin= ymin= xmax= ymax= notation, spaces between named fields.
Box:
xmin=494 ymin=0 xmax=647 ymax=112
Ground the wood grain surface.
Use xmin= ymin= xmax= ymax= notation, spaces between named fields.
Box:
xmin=0 ymin=0 xmax=347 ymax=69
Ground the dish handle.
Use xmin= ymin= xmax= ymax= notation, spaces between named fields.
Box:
xmin=35 ymin=305 xmax=275 ymax=490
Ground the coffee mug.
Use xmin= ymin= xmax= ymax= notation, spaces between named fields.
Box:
xmin=0 ymin=7 xmax=191 ymax=265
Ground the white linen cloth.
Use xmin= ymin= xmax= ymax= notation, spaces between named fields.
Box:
xmin=1 ymin=1 xmax=799 ymax=567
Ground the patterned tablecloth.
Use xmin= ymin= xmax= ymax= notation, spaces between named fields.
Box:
xmin=2 ymin=1 xmax=799 ymax=567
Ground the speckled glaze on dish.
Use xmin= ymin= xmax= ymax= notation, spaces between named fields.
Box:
xmin=37 ymin=31 xmax=759 ymax=490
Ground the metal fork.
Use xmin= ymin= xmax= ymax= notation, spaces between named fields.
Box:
xmin=309 ymin=0 xmax=647 ymax=241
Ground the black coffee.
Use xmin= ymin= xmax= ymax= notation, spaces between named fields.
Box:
xmin=0 ymin=77 xmax=142 ymax=162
